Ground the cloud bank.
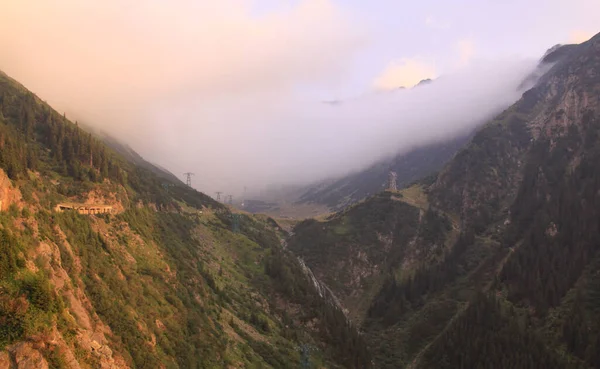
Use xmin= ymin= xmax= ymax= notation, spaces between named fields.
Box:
xmin=0 ymin=0 xmax=538 ymax=196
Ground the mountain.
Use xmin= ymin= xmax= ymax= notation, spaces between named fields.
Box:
xmin=3 ymin=30 xmax=600 ymax=369
xmin=295 ymin=71 xmax=542 ymax=212
xmin=289 ymin=33 xmax=600 ymax=368
xmin=297 ymin=134 xmax=472 ymax=211
xmin=99 ymin=134 xmax=183 ymax=185
xmin=0 ymin=71 xmax=370 ymax=368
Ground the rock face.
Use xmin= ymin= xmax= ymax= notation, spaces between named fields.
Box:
xmin=431 ymin=33 xmax=600 ymax=231
xmin=0 ymin=168 xmax=22 ymax=211
xmin=12 ymin=343 xmax=48 ymax=369
xmin=0 ymin=352 xmax=11 ymax=369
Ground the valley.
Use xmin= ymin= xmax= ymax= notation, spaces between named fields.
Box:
xmin=288 ymin=34 xmax=600 ymax=368
xmin=0 ymin=6 xmax=599 ymax=369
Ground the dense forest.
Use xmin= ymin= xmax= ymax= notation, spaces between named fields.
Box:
xmin=417 ymin=292 xmax=571 ymax=369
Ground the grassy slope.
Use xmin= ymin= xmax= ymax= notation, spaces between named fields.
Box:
xmin=0 ymin=70 xmax=370 ymax=368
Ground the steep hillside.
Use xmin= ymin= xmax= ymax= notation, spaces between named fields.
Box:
xmin=0 ymin=71 xmax=371 ymax=368
xmin=98 ymin=134 xmax=183 ymax=186
xmin=289 ymin=188 xmax=455 ymax=323
xmin=289 ymin=34 xmax=600 ymax=368
xmin=297 ymin=134 xmax=472 ymax=211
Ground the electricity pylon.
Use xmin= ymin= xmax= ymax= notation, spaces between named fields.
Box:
xmin=183 ymin=172 xmax=195 ymax=187
xmin=388 ymin=171 xmax=397 ymax=191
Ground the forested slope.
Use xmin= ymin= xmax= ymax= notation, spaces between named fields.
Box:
xmin=0 ymin=70 xmax=370 ymax=368
xmin=289 ymin=33 xmax=600 ymax=368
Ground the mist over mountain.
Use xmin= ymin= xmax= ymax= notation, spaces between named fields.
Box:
xmin=0 ymin=0 xmax=558 ymax=197
xmin=2 ymin=1 xmax=600 ymax=368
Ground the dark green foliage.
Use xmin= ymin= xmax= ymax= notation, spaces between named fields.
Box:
xmin=289 ymin=192 xmax=420 ymax=295
xmin=264 ymin=244 xmax=372 ymax=369
xmin=0 ymin=72 xmax=221 ymax=211
xmin=57 ymin=209 xmax=228 ymax=368
xmin=0 ymin=294 xmax=27 ymax=347
xmin=431 ymin=111 xmax=532 ymax=232
xmin=18 ymin=272 xmax=60 ymax=312
xmin=418 ymin=293 xmax=571 ymax=369
xmin=418 ymin=208 xmax=452 ymax=245
xmin=0 ymin=227 xmax=60 ymax=348
xmin=368 ymin=230 xmax=480 ymax=326
xmin=230 ymin=322 xmax=296 ymax=368
xmin=0 ymin=75 xmax=110 ymax=182
xmin=500 ymin=113 xmax=600 ymax=314
xmin=0 ymin=228 xmax=23 ymax=279
xmin=0 ymin=270 xmax=60 ymax=348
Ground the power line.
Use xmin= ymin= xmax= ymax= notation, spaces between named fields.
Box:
xmin=183 ymin=172 xmax=195 ymax=187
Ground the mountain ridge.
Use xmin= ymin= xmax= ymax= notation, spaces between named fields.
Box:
xmin=289 ymin=32 xmax=600 ymax=368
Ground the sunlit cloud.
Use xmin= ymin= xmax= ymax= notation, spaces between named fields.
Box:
xmin=0 ymin=0 xmax=541 ymax=195
xmin=569 ymin=30 xmax=593 ymax=44
xmin=372 ymin=58 xmax=437 ymax=90
xmin=0 ymin=0 xmax=365 ymax=124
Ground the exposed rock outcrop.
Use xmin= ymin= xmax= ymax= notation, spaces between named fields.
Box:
xmin=0 ymin=168 xmax=22 ymax=211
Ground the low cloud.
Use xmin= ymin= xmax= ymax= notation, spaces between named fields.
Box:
xmin=424 ymin=15 xmax=451 ymax=30
xmin=158 ymin=57 xmax=536 ymax=195
xmin=0 ymin=0 xmax=365 ymax=135
xmin=457 ymin=39 xmax=476 ymax=67
xmin=0 ymin=0 xmax=538 ymax=197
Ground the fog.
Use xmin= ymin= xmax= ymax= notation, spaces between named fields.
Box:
xmin=0 ymin=0 xmax=539 ymax=196
xmin=162 ymin=58 xmax=537 ymax=197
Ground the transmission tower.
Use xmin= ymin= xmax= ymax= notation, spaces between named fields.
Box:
xmin=227 ymin=195 xmax=233 ymax=205
xmin=215 ymin=191 xmax=222 ymax=201
xmin=388 ymin=171 xmax=398 ymax=191
xmin=183 ymin=172 xmax=195 ymax=187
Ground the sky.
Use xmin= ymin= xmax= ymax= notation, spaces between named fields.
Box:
xmin=0 ymin=0 xmax=599 ymax=197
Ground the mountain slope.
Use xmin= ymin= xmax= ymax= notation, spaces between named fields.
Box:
xmin=99 ymin=134 xmax=183 ymax=185
xmin=289 ymin=34 xmax=600 ymax=368
xmin=0 ymin=71 xmax=371 ymax=368
xmin=297 ymin=134 xmax=472 ymax=211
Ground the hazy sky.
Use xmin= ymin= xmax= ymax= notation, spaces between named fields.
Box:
xmin=0 ymin=0 xmax=598 ymax=196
